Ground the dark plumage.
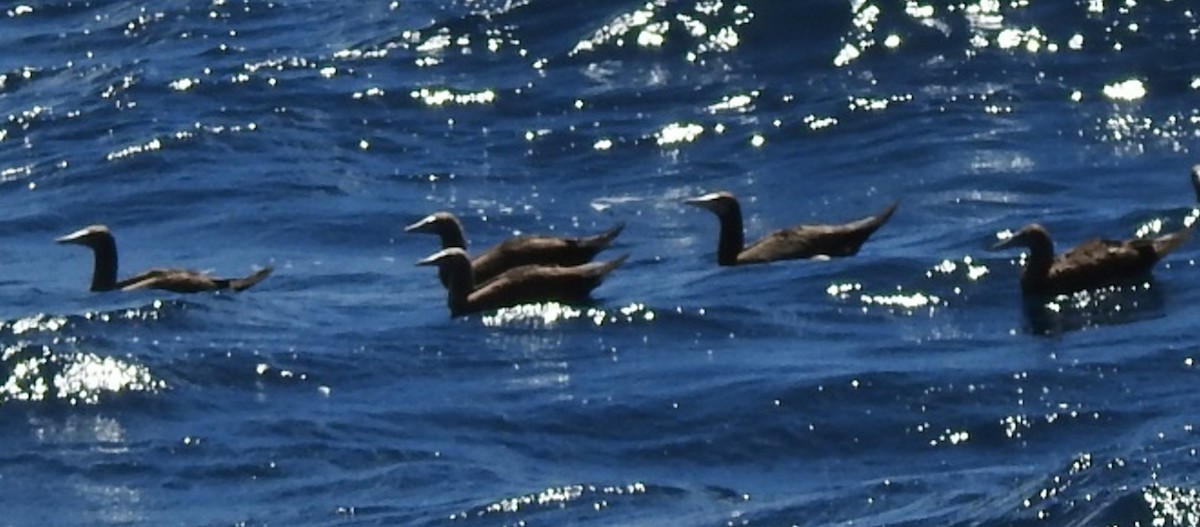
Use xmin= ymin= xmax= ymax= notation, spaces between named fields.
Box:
xmin=416 ymin=247 xmax=627 ymax=317
xmin=1192 ymin=164 xmax=1200 ymax=202
xmin=992 ymin=223 xmax=1193 ymax=295
xmin=684 ymin=191 xmax=898 ymax=266
xmin=57 ymin=225 xmax=273 ymax=293
xmin=405 ymin=211 xmax=624 ymax=286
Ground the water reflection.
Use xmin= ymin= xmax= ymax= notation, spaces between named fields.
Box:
xmin=482 ymin=302 xmax=655 ymax=328
xmin=450 ymin=482 xmax=649 ymax=521
xmin=25 ymin=413 xmax=146 ymax=525
xmin=74 ymin=480 xmax=145 ymax=526
xmin=2 ymin=344 xmax=165 ymax=406
xmin=1020 ymin=280 xmax=1165 ymax=335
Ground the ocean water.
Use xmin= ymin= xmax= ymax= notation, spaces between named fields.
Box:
xmin=4 ymin=0 xmax=1200 ymax=525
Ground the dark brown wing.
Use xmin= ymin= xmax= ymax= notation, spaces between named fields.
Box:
xmin=470 ymin=223 xmax=624 ymax=284
xmin=117 ymin=268 xmax=225 ymax=293
xmin=117 ymin=266 xmax=272 ymax=293
xmin=737 ymin=226 xmax=829 ymax=263
xmin=737 ymin=201 xmax=897 ymax=264
xmin=466 ymin=255 xmax=627 ymax=312
xmin=1044 ymin=239 xmax=1160 ymax=292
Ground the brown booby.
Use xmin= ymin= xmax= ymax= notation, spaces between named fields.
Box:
xmin=416 ymin=247 xmax=627 ymax=317
xmin=992 ymin=223 xmax=1193 ymax=295
xmin=405 ymin=211 xmax=624 ymax=285
xmin=57 ymin=225 xmax=273 ymax=293
xmin=684 ymin=191 xmax=898 ymax=266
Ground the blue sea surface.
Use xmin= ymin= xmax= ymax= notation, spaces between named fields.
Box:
xmin=4 ymin=0 xmax=1200 ymax=525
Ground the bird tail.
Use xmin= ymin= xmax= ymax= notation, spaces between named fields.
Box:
xmin=846 ymin=199 xmax=900 ymax=235
xmin=227 ymin=266 xmax=274 ymax=291
xmin=580 ymin=222 xmax=626 ymax=249
xmin=1153 ymin=223 xmax=1195 ymax=258
xmin=586 ymin=253 xmax=629 ymax=279
xmin=602 ymin=252 xmax=629 ymax=272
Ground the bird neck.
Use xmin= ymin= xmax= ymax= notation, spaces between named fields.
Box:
xmin=1020 ymin=235 xmax=1055 ymax=284
xmin=715 ymin=203 xmax=745 ymax=266
xmin=438 ymin=221 xmax=468 ymax=250
xmin=88 ymin=235 xmax=119 ymax=292
xmin=442 ymin=259 xmax=475 ymax=317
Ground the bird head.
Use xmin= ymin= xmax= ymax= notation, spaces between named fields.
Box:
xmin=684 ymin=191 xmax=739 ymax=216
xmin=992 ymin=223 xmax=1050 ymax=251
xmin=415 ymin=247 xmax=471 ymax=268
xmin=405 ymin=212 xmax=464 ymax=242
xmin=56 ymin=225 xmax=113 ymax=248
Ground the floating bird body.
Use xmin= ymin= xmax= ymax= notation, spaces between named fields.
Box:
xmin=993 ymin=223 xmax=1193 ymax=295
xmin=685 ymin=191 xmax=898 ymax=266
xmin=405 ymin=211 xmax=624 ymax=286
xmin=57 ymin=225 xmax=273 ymax=293
xmin=417 ymin=247 xmax=627 ymax=317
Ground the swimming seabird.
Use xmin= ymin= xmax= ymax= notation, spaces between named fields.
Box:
xmin=684 ymin=191 xmax=898 ymax=266
xmin=416 ymin=247 xmax=627 ymax=317
xmin=992 ymin=223 xmax=1193 ymax=295
xmin=57 ymin=225 xmax=273 ymax=293
xmin=405 ymin=211 xmax=624 ymax=285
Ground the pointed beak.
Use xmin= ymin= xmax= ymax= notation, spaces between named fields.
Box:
xmin=405 ymin=215 xmax=437 ymax=234
xmin=416 ymin=249 xmax=453 ymax=267
xmin=415 ymin=253 xmax=439 ymax=266
xmin=991 ymin=233 xmax=1020 ymax=251
xmin=417 ymin=248 xmax=467 ymax=266
xmin=56 ymin=228 xmax=91 ymax=245
xmin=684 ymin=194 xmax=719 ymax=210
